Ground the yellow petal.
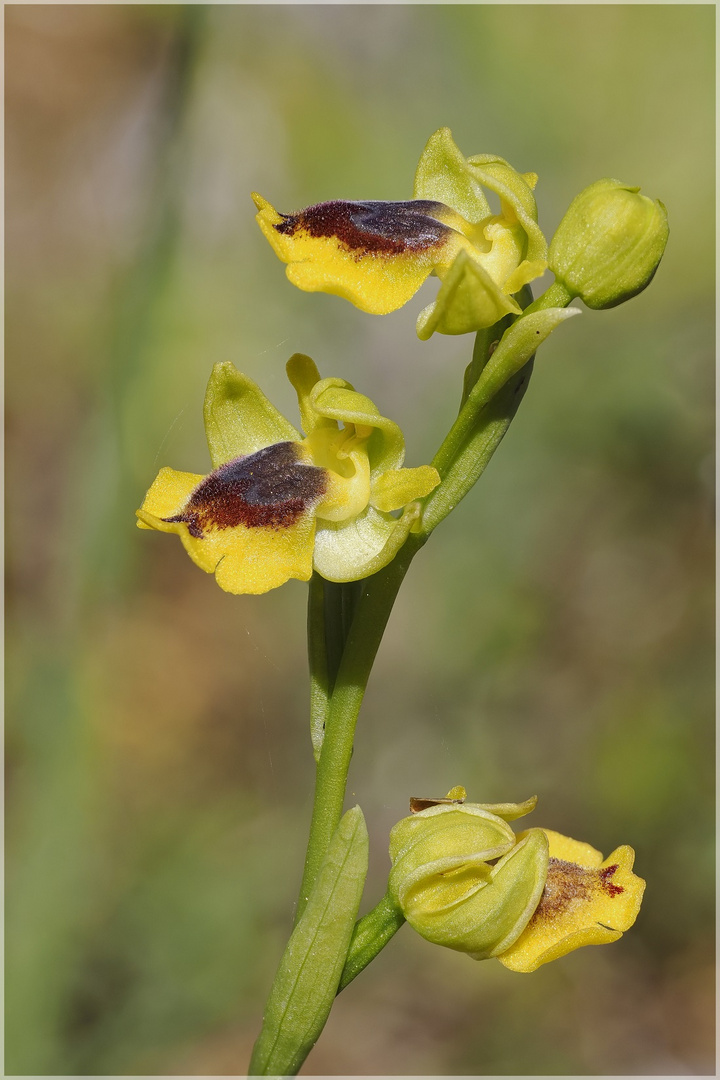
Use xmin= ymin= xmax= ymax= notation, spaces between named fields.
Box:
xmin=286 ymin=353 xmax=329 ymax=436
xmin=370 ymin=465 xmax=440 ymax=513
xmin=136 ymin=467 xmax=204 ymax=528
xmin=172 ymin=511 xmax=316 ymax=593
xmin=504 ymin=258 xmax=548 ymax=296
xmin=498 ymin=830 xmax=646 ymax=973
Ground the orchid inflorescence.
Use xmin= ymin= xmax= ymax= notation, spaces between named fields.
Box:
xmin=137 ymin=129 xmax=667 ymax=1076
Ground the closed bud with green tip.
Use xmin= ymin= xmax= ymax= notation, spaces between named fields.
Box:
xmin=548 ymin=178 xmax=668 ymax=309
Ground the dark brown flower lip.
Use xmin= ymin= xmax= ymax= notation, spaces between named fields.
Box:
xmin=164 ymin=442 xmax=327 ymax=538
xmin=274 ymin=199 xmax=452 ymax=256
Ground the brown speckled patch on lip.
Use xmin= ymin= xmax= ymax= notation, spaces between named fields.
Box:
xmin=164 ymin=442 xmax=327 ymax=538
xmin=531 ymin=857 xmax=625 ymax=922
xmin=274 ymin=199 xmax=452 ymax=257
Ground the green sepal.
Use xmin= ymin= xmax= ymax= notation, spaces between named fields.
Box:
xmin=473 ymin=828 xmax=550 ymax=959
xmin=286 ymin=353 xmax=328 ymax=436
xmin=249 ymin=806 xmax=369 ymax=1076
xmin=414 ymin=127 xmax=492 ymax=223
xmin=413 ymin=129 xmax=547 ymax=268
xmin=473 ymin=795 xmax=538 ymax=821
xmin=203 ymin=361 xmax=301 ymax=468
xmin=417 ymin=250 xmax=522 ymax=340
xmin=389 ymin=804 xmax=516 ymax=869
xmin=390 ymin=817 xmax=549 ymax=960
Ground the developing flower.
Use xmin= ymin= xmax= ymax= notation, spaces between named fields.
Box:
xmin=254 ymin=128 xmax=547 ymax=339
xmin=388 ymin=789 xmax=645 ymax=970
xmin=136 ymin=356 xmax=439 ymax=594
xmin=548 ymin=178 xmax=668 ymax=308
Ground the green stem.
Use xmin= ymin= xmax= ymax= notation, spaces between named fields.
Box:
xmin=337 ymin=893 xmax=406 ymax=992
xmin=420 ymin=362 xmax=534 ymax=536
xmin=307 ymin=573 xmax=331 ymax=762
xmin=296 ymin=534 xmax=426 ymax=918
xmin=521 ymin=278 xmax=574 ymax=316
xmin=460 ymin=320 xmax=509 ymax=407
xmin=308 ymin=577 xmax=364 ymax=766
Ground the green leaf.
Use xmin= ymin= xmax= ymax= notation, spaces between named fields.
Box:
xmin=468 ymin=306 xmax=581 ymax=410
xmin=249 ymin=806 xmax=369 ymax=1076
xmin=203 ymin=361 xmax=301 ymax=469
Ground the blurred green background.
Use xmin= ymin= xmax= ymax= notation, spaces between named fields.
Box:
xmin=5 ymin=5 xmax=714 ymax=1075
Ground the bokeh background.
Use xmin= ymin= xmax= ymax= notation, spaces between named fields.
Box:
xmin=5 ymin=4 xmax=715 ymax=1076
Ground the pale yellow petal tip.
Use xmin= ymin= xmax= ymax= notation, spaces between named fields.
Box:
xmin=251 ymin=191 xmax=273 ymax=213
xmin=136 ymin=509 xmax=154 ymax=531
xmin=477 ymin=795 xmax=538 ymax=822
xmin=252 ymin=192 xmax=284 ymax=230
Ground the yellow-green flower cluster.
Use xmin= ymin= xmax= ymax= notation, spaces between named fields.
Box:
xmin=388 ymin=788 xmax=645 ymax=972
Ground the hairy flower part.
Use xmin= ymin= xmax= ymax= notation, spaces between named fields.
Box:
xmin=388 ymin=791 xmax=645 ymax=970
xmin=136 ymin=356 xmax=440 ymax=594
xmin=254 ymin=128 xmax=547 ymax=339
xmin=497 ymin=830 xmax=645 ymax=972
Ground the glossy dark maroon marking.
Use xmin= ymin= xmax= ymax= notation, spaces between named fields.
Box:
xmin=274 ymin=200 xmax=451 ymax=256
xmin=164 ymin=442 xmax=327 ymax=537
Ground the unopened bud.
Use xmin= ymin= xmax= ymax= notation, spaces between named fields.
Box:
xmin=548 ymin=179 xmax=668 ymax=309
xmin=388 ymin=798 xmax=548 ymax=959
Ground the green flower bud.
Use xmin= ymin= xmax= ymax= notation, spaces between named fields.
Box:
xmin=388 ymin=798 xmax=549 ymax=960
xmin=548 ymin=178 xmax=668 ymax=309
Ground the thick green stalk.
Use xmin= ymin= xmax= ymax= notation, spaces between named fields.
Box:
xmin=307 ymin=573 xmax=331 ymax=762
xmin=308 ymin=577 xmax=364 ymax=766
xmin=338 ymin=893 xmax=406 ymax=992
xmin=420 ymin=363 xmax=534 ymax=537
xmin=521 ymin=278 xmax=574 ymax=316
xmin=296 ymin=534 xmax=425 ymax=918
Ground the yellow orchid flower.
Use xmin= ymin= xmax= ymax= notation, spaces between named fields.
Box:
xmin=254 ymin=128 xmax=547 ymax=340
xmin=498 ymin=829 xmax=645 ymax=972
xmin=136 ymin=356 xmax=439 ymax=595
xmin=388 ymin=790 xmax=645 ymax=970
